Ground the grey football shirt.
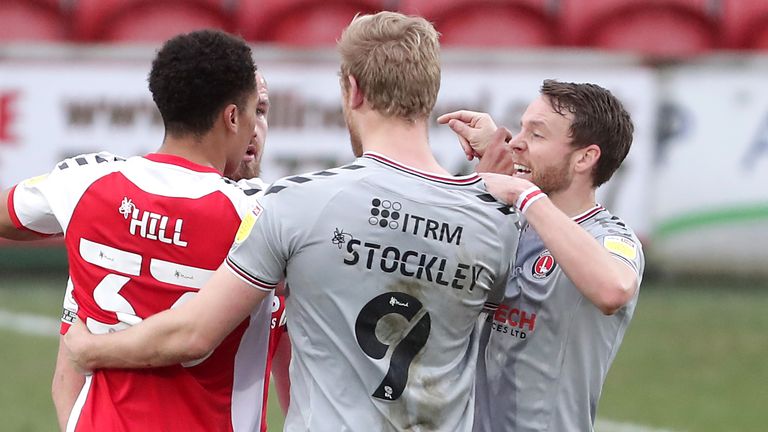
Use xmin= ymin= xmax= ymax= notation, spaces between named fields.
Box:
xmin=475 ymin=205 xmax=644 ymax=432
xmin=227 ymin=152 xmax=520 ymax=432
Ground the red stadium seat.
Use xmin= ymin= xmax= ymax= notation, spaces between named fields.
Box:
xmin=722 ymin=0 xmax=768 ymax=49
xmin=561 ymin=0 xmax=719 ymax=57
xmin=235 ymin=0 xmax=387 ymax=46
xmin=400 ymin=0 xmax=556 ymax=47
xmin=0 ymin=0 xmax=68 ymax=42
xmin=73 ymin=0 xmax=232 ymax=42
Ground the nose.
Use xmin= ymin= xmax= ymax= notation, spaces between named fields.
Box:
xmin=508 ymin=130 xmax=526 ymax=152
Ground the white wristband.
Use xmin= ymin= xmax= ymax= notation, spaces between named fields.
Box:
xmin=514 ymin=186 xmax=547 ymax=214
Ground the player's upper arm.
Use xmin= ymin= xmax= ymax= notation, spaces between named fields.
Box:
xmin=0 ymin=187 xmax=25 ymax=239
xmin=596 ymin=230 xmax=644 ymax=314
xmin=602 ymin=234 xmax=643 ymax=276
xmin=0 ymin=186 xmax=53 ymax=240
xmin=3 ymin=154 xmax=118 ymax=240
xmin=185 ymin=264 xmax=274 ymax=356
xmin=226 ymin=191 xmax=290 ymax=290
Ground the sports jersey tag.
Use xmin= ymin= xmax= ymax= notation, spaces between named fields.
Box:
xmin=23 ymin=174 xmax=48 ymax=187
xmin=603 ymin=235 xmax=637 ymax=261
xmin=235 ymin=201 xmax=263 ymax=244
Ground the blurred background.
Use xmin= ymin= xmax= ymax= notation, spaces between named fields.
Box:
xmin=0 ymin=0 xmax=766 ymax=431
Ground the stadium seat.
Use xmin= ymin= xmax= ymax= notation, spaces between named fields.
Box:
xmin=0 ymin=0 xmax=68 ymax=42
xmin=561 ymin=0 xmax=719 ymax=57
xmin=722 ymin=0 xmax=768 ymax=49
xmin=73 ymin=0 xmax=232 ymax=42
xmin=235 ymin=0 xmax=387 ymax=46
xmin=399 ymin=0 xmax=556 ymax=47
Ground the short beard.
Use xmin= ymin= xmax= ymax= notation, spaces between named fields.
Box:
xmin=533 ymin=154 xmax=572 ymax=195
xmin=231 ymin=159 xmax=260 ymax=181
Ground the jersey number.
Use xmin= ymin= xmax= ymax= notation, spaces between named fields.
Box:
xmin=79 ymin=238 xmax=209 ymax=366
xmin=354 ymin=292 xmax=431 ymax=401
xmin=87 ymin=274 xmax=197 ymax=333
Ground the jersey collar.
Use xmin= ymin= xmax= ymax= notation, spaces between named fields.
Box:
xmin=144 ymin=153 xmax=222 ymax=175
xmin=572 ymin=204 xmax=605 ymax=224
xmin=362 ymin=151 xmax=481 ymax=185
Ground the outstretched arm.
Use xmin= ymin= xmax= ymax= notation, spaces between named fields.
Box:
xmin=0 ymin=188 xmax=41 ymax=240
xmin=481 ymin=173 xmax=639 ymax=315
xmin=65 ymin=264 xmax=272 ymax=371
xmin=52 ymin=336 xmax=85 ymax=432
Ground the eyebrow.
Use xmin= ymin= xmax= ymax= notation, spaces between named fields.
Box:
xmin=522 ymin=119 xmax=549 ymax=131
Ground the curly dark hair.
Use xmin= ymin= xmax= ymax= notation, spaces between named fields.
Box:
xmin=540 ymin=80 xmax=634 ymax=187
xmin=149 ymin=29 xmax=256 ymax=137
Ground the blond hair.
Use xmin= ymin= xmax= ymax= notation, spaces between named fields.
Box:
xmin=338 ymin=11 xmax=440 ymax=121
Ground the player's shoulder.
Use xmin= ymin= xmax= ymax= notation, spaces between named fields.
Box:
xmin=472 ymin=186 xmax=522 ymax=218
xmin=53 ymin=151 xmax=126 ymax=173
xmin=43 ymin=152 xmax=127 ymax=187
xmin=261 ymin=162 xmax=370 ymax=200
xmin=586 ymin=207 xmax=640 ymax=241
xmin=588 ymin=208 xmax=645 ymax=268
xmin=229 ymin=177 xmax=269 ymax=197
xmin=206 ymin=176 xmax=267 ymax=216
xmin=448 ymin=181 xmax=522 ymax=240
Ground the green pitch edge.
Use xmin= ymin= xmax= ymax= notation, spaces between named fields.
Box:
xmin=654 ymin=203 xmax=768 ymax=239
xmin=0 ymin=246 xmax=67 ymax=272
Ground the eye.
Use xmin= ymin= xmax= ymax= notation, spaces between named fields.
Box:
xmin=531 ymin=132 xmax=543 ymax=139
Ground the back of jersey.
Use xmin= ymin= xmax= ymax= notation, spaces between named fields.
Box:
xmin=227 ymin=152 xmax=520 ymax=431
xmin=9 ymin=153 xmax=271 ymax=432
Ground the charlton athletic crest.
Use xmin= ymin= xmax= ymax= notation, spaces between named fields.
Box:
xmin=532 ymin=250 xmax=557 ymax=279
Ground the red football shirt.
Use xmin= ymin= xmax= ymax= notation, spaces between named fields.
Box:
xmin=9 ymin=153 xmax=272 ymax=432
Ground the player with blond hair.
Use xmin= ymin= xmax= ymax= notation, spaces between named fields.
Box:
xmin=66 ymin=12 xmax=520 ymax=431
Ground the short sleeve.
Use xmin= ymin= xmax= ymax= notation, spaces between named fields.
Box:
xmin=9 ymin=152 xmax=124 ymax=236
xmin=9 ymin=174 xmax=61 ymax=236
xmin=225 ymin=197 xmax=283 ymax=292
xmin=594 ymin=217 xmax=644 ymax=276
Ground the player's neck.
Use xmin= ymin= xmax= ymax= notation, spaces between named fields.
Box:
xmin=548 ymin=184 xmax=598 ymax=219
xmin=156 ymin=135 xmax=225 ymax=174
xmin=360 ymin=115 xmax=450 ymax=176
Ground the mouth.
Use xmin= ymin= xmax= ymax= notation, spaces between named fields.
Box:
xmin=242 ymin=143 xmax=257 ymax=162
xmin=513 ymin=163 xmax=532 ymax=176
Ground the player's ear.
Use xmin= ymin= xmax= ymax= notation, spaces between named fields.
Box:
xmin=223 ymin=104 xmax=239 ymax=133
xmin=573 ymin=144 xmax=600 ymax=174
xmin=346 ymin=75 xmax=364 ymax=109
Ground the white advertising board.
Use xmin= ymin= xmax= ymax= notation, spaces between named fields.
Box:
xmin=0 ymin=51 xmax=655 ymax=239
xmin=652 ymin=63 xmax=768 ymax=274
